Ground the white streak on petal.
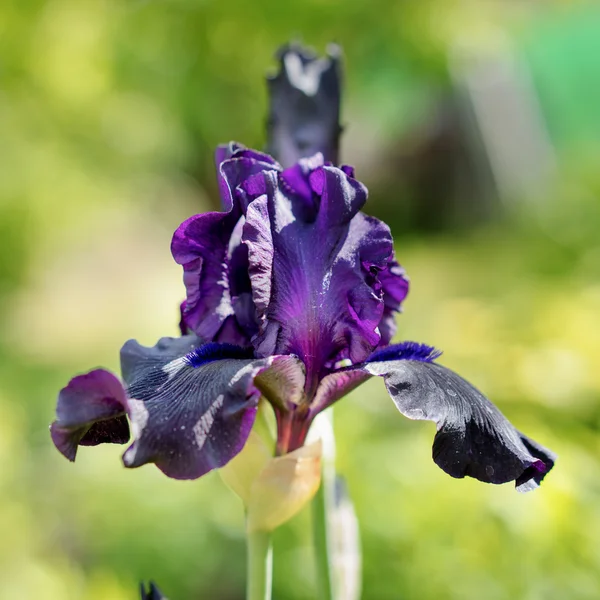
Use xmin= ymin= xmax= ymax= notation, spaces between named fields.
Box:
xmin=230 ymin=362 xmax=260 ymax=386
xmin=162 ymin=357 xmax=187 ymax=379
xmin=123 ymin=398 xmax=148 ymax=465
xmin=284 ymin=52 xmax=329 ymax=96
xmin=193 ymin=394 xmax=225 ymax=451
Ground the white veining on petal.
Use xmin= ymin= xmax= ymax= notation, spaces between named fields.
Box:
xmin=162 ymin=357 xmax=187 ymax=379
xmin=193 ymin=394 xmax=225 ymax=451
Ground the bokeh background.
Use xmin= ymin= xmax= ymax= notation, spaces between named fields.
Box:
xmin=2 ymin=0 xmax=600 ymax=598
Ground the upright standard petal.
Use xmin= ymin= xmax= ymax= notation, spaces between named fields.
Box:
xmin=172 ymin=211 xmax=241 ymax=341
xmin=172 ymin=145 xmax=280 ymax=343
xmin=362 ymin=342 xmax=555 ymax=492
xmin=50 ymin=369 xmax=129 ymax=461
xmin=217 ymin=143 xmax=280 ymax=213
xmin=377 ymin=261 xmax=410 ymax=345
xmin=120 ymin=335 xmax=305 ymax=479
xmin=244 ymin=165 xmax=406 ymax=392
xmin=266 ymin=43 xmax=342 ymax=167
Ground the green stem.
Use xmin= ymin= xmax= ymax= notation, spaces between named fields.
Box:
xmin=246 ymin=528 xmax=273 ymax=600
xmin=312 ymin=479 xmax=335 ymax=600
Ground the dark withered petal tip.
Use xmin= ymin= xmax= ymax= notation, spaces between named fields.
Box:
xmin=273 ymin=40 xmax=342 ymax=65
xmin=270 ymin=41 xmax=342 ymax=94
xmin=514 ymin=435 xmax=557 ymax=493
xmin=266 ymin=41 xmax=343 ymax=166
xmin=140 ymin=581 xmax=167 ymax=600
xmin=326 ymin=42 xmax=342 ymax=57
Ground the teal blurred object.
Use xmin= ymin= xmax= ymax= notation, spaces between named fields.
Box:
xmin=1 ymin=0 xmax=600 ymax=598
xmin=523 ymin=3 xmax=600 ymax=153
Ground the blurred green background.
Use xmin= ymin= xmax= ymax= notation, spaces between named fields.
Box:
xmin=1 ymin=0 xmax=600 ymax=598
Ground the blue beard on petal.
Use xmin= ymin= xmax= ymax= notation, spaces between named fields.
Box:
xmin=367 ymin=341 xmax=442 ymax=364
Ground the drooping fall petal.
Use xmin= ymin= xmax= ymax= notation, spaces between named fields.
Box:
xmin=362 ymin=342 xmax=555 ymax=492
xmin=120 ymin=336 xmax=305 ymax=480
xmin=51 ymin=369 xmax=129 ymax=461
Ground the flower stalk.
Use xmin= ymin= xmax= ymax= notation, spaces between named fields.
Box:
xmin=313 ymin=473 xmax=335 ymax=600
xmin=246 ymin=528 xmax=273 ymax=600
xmin=311 ymin=410 xmax=336 ymax=600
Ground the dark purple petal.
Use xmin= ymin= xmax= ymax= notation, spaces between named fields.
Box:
xmin=362 ymin=358 xmax=555 ymax=491
xmin=340 ymin=164 xmax=355 ymax=178
xmin=120 ymin=335 xmax=201 ymax=384
xmin=78 ymin=416 xmax=129 ymax=447
xmin=244 ymin=166 xmax=395 ymax=392
xmin=309 ymin=369 xmax=370 ymax=416
xmin=120 ymin=335 xmax=304 ymax=479
xmin=217 ymin=145 xmax=280 ymax=213
xmin=279 ymin=153 xmax=325 ymax=220
xmin=172 ymin=212 xmax=258 ymax=345
xmin=212 ymin=315 xmax=255 ymax=346
xmin=50 ymin=369 xmax=129 ymax=461
xmin=226 ymin=214 xmax=259 ymax=339
xmin=378 ymin=261 xmax=410 ymax=345
xmin=178 ymin=300 xmax=188 ymax=335
xmin=266 ymin=43 xmax=342 ymax=167
xmin=312 ymin=165 xmax=367 ymax=225
xmin=173 ymin=146 xmax=280 ymax=344
xmin=243 ymin=197 xmax=273 ymax=327
xmin=172 ymin=212 xmax=237 ymax=340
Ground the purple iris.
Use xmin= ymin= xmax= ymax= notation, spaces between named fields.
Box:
xmin=50 ymin=144 xmax=555 ymax=492
xmin=140 ymin=582 xmax=166 ymax=600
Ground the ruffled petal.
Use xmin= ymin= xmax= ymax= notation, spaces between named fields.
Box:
xmin=50 ymin=369 xmax=129 ymax=461
xmin=244 ymin=166 xmax=396 ymax=391
xmin=171 ymin=212 xmax=240 ymax=341
xmin=217 ymin=143 xmax=280 ymax=213
xmin=120 ymin=335 xmax=305 ymax=480
xmin=279 ymin=153 xmax=325 ymax=221
xmin=172 ymin=214 xmax=257 ymax=344
xmin=362 ymin=343 xmax=555 ymax=492
xmin=176 ymin=145 xmax=407 ymax=360
xmin=173 ymin=145 xmax=280 ymax=343
xmin=377 ymin=261 xmax=410 ymax=345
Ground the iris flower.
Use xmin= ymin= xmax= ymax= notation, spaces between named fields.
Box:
xmin=50 ymin=144 xmax=555 ymax=492
xmin=140 ymin=582 xmax=167 ymax=600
